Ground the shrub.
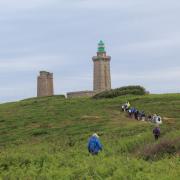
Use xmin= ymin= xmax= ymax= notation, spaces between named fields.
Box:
xmin=93 ymin=85 xmax=147 ymax=99
xmin=141 ymin=138 xmax=180 ymax=161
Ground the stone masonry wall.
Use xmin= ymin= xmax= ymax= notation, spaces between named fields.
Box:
xmin=37 ymin=71 xmax=54 ymax=97
xmin=93 ymin=53 xmax=111 ymax=92
xmin=67 ymin=91 xmax=95 ymax=98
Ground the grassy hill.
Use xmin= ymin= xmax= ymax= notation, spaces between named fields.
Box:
xmin=0 ymin=94 xmax=180 ymax=179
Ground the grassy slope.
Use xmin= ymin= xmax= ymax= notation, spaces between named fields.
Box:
xmin=0 ymin=94 xmax=180 ymax=179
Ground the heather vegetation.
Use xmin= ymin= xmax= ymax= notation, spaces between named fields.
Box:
xmin=0 ymin=94 xmax=180 ymax=179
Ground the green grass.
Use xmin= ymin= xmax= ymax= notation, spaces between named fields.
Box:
xmin=0 ymin=94 xmax=180 ymax=179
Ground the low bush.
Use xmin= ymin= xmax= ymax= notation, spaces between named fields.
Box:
xmin=93 ymin=85 xmax=147 ymax=99
xmin=141 ymin=138 xmax=180 ymax=161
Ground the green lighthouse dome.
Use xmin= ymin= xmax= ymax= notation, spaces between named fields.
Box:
xmin=98 ymin=40 xmax=106 ymax=53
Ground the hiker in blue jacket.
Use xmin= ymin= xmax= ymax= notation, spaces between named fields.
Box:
xmin=88 ymin=133 xmax=102 ymax=155
xmin=128 ymin=107 xmax=135 ymax=118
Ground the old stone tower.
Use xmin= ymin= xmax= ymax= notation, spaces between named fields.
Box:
xmin=37 ymin=71 xmax=54 ymax=97
xmin=92 ymin=41 xmax=111 ymax=92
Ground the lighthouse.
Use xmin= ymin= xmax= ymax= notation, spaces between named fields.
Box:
xmin=92 ymin=41 xmax=111 ymax=92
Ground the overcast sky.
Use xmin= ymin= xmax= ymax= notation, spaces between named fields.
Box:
xmin=0 ymin=0 xmax=180 ymax=102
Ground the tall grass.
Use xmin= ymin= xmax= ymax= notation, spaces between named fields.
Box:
xmin=0 ymin=94 xmax=180 ymax=179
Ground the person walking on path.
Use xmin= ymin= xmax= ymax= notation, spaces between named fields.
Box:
xmin=88 ymin=133 xmax=102 ymax=155
xmin=153 ymin=125 xmax=161 ymax=140
xmin=126 ymin=101 xmax=130 ymax=110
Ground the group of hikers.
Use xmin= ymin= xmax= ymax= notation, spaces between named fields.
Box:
xmin=87 ymin=101 xmax=162 ymax=155
xmin=121 ymin=102 xmax=162 ymax=124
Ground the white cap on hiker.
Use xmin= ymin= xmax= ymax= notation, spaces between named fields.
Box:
xmin=92 ymin=133 xmax=99 ymax=138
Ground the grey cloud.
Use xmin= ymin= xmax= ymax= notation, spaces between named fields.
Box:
xmin=0 ymin=0 xmax=180 ymax=102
